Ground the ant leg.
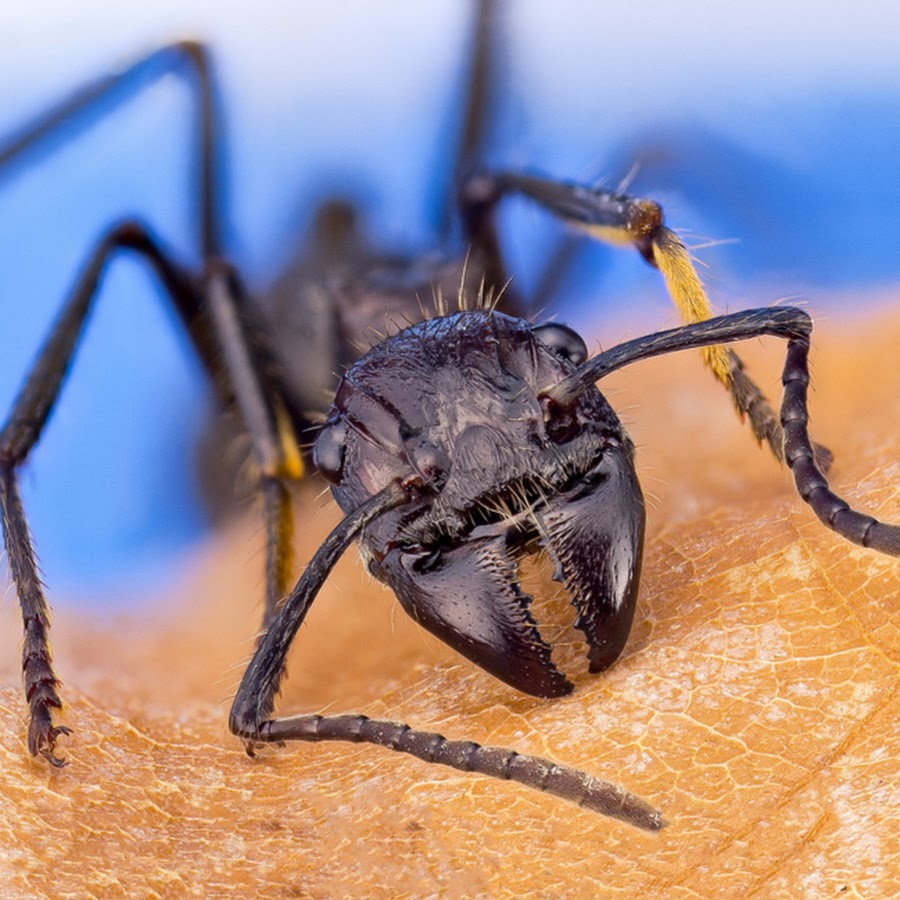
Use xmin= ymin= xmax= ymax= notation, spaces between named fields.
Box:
xmin=228 ymin=480 xmax=663 ymax=831
xmin=0 ymin=41 xmax=223 ymax=258
xmin=435 ymin=0 xmax=499 ymax=240
xmin=0 ymin=473 xmax=68 ymax=765
xmin=200 ymin=262 xmax=303 ymax=627
xmin=0 ymin=42 xmax=301 ymax=622
xmin=460 ymin=171 xmax=825 ymax=468
xmin=542 ymin=307 xmax=899 ymax=557
xmin=0 ymin=223 xmax=196 ymax=764
xmin=0 ymin=222 xmax=301 ymax=762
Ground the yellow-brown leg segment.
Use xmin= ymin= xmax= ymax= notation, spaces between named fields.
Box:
xmin=650 ymin=226 xmax=787 ymax=463
xmin=461 ymin=172 xmax=825 ymax=467
xmin=203 ymin=263 xmax=304 ymax=626
xmin=0 ymin=225 xmax=303 ymax=765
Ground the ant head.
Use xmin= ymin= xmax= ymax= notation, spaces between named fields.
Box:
xmin=314 ymin=310 xmax=645 ymax=697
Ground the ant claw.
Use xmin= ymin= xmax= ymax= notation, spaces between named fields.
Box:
xmin=43 ymin=751 xmax=68 ymax=769
xmin=40 ymin=727 xmax=72 ymax=768
xmin=29 ymin=719 xmax=72 ymax=767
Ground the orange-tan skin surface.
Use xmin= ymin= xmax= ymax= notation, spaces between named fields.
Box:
xmin=0 ymin=302 xmax=897 ymax=897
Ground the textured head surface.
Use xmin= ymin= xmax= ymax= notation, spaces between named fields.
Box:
xmin=314 ymin=311 xmax=645 ymax=696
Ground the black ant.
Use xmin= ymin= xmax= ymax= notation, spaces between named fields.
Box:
xmin=1 ymin=2 xmax=897 ymax=832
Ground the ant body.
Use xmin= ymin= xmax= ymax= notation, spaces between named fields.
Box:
xmin=1 ymin=3 xmax=897 ymax=832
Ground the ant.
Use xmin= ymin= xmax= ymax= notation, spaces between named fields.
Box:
xmin=1 ymin=2 xmax=897 ymax=833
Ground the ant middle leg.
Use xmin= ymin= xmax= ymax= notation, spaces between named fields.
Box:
xmin=0 ymin=219 xmax=304 ymax=762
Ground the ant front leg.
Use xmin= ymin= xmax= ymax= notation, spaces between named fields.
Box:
xmin=460 ymin=171 xmax=832 ymax=469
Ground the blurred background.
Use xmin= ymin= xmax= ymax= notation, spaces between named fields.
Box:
xmin=1 ymin=0 xmax=899 ymax=604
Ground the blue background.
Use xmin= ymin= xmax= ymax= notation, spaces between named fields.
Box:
xmin=1 ymin=0 xmax=899 ymax=604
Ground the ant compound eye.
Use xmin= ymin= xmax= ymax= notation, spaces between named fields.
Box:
xmin=532 ymin=323 xmax=588 ymax=366
xmin=313 ymin=419 xmax=346 ymax=484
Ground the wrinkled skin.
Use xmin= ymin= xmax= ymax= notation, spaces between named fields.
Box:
xmin=313 ymin=311 xmax=646 ymax=697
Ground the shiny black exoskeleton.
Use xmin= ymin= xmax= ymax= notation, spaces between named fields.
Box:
xmin=5 ymin=0 xmax=899 ymax=830
xmin=314 ymin=310 xmax=645 ymax=696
